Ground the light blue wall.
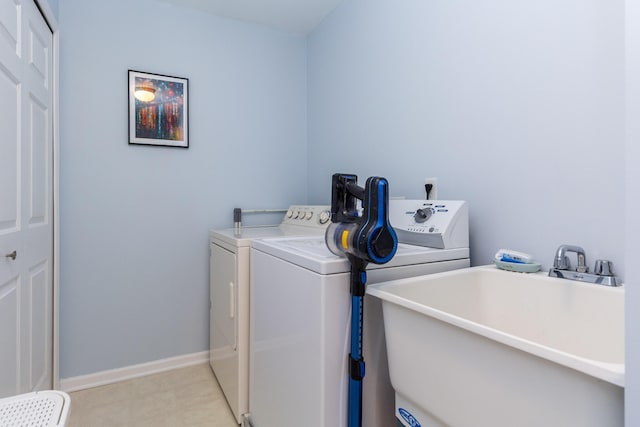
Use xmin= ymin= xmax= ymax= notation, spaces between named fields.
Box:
xmin=59 ymin=0 xmax=307 ymax=377
xmin=308 ymin=0 xmax=626 ymax=276
xmin=58 ymin=0 xmax=632 ymax=387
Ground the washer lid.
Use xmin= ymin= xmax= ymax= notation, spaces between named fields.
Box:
xmin=209 ymin=224 xmax=328 ymax=248
xmin=251 ymin=236 xmax=469 ymax=275
xmin=209 ymin=226 xmax=287 ymax=248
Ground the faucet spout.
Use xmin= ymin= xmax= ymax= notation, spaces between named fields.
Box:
xmin=554 ymin=244 xmax=588 ymax=273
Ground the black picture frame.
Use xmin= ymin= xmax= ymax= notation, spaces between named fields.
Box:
xmin=128 ymin=70 xmax=189 ymax=148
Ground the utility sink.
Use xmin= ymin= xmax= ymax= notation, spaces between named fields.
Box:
xmin=367 ymin=265 xmax=624 ymax=427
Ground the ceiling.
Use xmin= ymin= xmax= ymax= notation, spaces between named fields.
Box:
xmin=155 ymin=0 xmax=345 ymax=34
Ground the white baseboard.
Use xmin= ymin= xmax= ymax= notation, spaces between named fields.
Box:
xmin=59 ymin=351 xmax=210 ymax=393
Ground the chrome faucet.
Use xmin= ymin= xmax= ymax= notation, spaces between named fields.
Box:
xmin=553 ymin=244 xmax=588 ymax=273
xmin=549 ymin=244 xmax=621 ymax=286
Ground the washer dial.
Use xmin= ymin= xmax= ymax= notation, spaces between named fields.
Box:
xmin=414 ymin=208 xmax=432 ymax=223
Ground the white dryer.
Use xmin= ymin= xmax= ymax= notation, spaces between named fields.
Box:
xmin=209 ymin=205 xmax=331 ymax=424
xmin=247 ymin=200 xmax=470 ymax=427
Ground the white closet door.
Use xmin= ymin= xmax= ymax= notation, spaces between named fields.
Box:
xmin=0 ymin=0 xmax=53 ymax=397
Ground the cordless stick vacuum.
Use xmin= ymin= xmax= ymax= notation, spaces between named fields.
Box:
xmin=325 ymin=173 xmax=398 ymax=427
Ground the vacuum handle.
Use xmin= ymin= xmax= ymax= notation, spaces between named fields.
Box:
xmin=360 ymin=177 xmax=397 ymax=264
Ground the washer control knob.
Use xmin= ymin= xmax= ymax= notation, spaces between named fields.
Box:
xmin=286 ymin=209 xmax=294 ymax=218
xmin=305 ymin=212 xmax=313 ymax=220
xmin=319 ymin=210 xmax=331 ymax=224
xmin=414 ymin=208 xmax=432 ymax=223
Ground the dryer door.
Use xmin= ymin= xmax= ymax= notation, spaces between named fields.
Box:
xmin=210 ymin=241 xmax=243 ymax=423
xmin=210 ymin=243 xmax=237 ymax=358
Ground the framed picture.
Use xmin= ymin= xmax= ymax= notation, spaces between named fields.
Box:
xmin=128 ymin=70 xmax=189 ymax=148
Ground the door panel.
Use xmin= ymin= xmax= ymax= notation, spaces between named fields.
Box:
xmin=29 ymin=260 xmax=49 ymax=390
xmin=28 ymin=95 xmax=48 ymax=226
xmin=0 ymin=55 xmax=19 ymax=233
xmin=27 ymin=21 xmax=48 ymax=87
xmin=0 ymin=277 xmax=19 ymax=397
xmin=0 ymin=0 xmax=19 ymax=58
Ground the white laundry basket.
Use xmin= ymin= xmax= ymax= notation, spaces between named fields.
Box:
xmin=0 ymin=390 xmax=71 ymax=426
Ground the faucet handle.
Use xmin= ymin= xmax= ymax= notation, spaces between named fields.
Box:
xmin=594 ymin=259 xmax=615 ymax=276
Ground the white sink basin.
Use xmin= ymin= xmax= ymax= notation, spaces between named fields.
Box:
xmin=367 ymin=265 xmax=624 ymax=427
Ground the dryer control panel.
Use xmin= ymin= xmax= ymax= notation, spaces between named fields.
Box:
xmin=281 ymin=205 xmax=332 ymax=229
xmin=389 ymin=200 xmax=469 ymax=249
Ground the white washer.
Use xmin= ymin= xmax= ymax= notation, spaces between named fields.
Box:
xmin=209 ymin=205 xmax=331 ymax=424
xmin=248 ymin=209 xmax=469 ymax=427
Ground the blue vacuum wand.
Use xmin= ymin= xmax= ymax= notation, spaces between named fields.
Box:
xmin=325 ymin=173 xmax=398 ymax=427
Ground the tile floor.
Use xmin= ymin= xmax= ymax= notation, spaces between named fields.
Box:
xmin=66 ymin=364 xmax=238 ymax=427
